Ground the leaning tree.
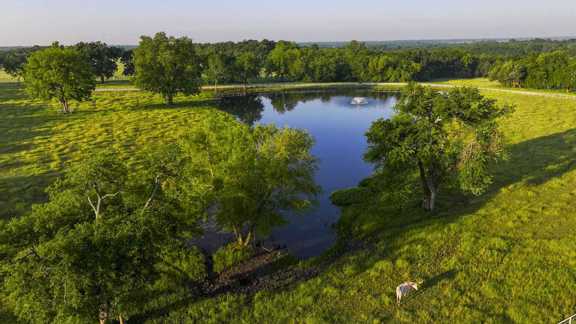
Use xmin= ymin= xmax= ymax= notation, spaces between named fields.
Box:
xmin=133 ymin=32 xmax=202 ymax=105
xmin=365 ymin=84 xmax=512 ymax=211
xmin=23 ymin=44 xmax=96 ymax=113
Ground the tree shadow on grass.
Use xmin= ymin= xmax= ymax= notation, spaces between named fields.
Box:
xmin=131 ymin=99 xmax=217 ymax=111
xmin=131 ymin=250 xmax=316 ymax=323
xmin=0 ymin=82 xmax=26 ymax=101
xmin=423 ymin=269 xmax=458 ymax=289
xmin=378 ymin=127 xmax=576 ymax=232
xmin=0 ymin=84 xmax=62 ymax=219
xmin=0 ymin=84 xmax=55 ymax=152
xmin=357 ymin=128 xmax=576 ymax=286
xmin=0 ymin=173 xmax=56 ymax=219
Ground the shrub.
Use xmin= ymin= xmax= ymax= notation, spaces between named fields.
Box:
xmin=213 ymin=243 xmax=255 ymax=273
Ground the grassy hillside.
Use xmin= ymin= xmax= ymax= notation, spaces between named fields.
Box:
xmin=1 ymin=79 xmax=575 ymax=322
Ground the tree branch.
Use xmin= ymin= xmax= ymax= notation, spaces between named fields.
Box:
xmin=141 ymin=175 xmax=161 ymax=216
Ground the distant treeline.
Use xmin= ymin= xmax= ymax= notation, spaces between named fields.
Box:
xmin=2 ymin=38 xmax=576 ymax=90
xmin=489 ymin=51 xmax=576 ymax=89
xmin=301 ymin=38 xmax=576 ymax=55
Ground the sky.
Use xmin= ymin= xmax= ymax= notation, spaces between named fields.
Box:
xmin=1 ymin=0 xmax=575 ymax=46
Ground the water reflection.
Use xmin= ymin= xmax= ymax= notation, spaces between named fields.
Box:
xmin=217 ymin=95 xmax=265 ymax=126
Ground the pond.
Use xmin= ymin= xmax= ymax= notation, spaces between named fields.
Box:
xmin=203 ymin=90 xmax=398 ymax=258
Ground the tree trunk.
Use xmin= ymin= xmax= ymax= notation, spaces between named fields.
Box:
xmin=99 ymin=303 xmax=108 ymax=324
xmin=234 ymin=229 xmax=253 ymax=247
xmin=214 ymin=79 xmax=218 ymax=96
xmin=422 ymin=185 xmax=438 ymax=212
xmin=61 ymin=98 xmax=70 ymax=113
xmin=238 ymin=231 xmax=252 ymax=247
xmin=249 ymin=225 xmax=256 ymax=247
xmin=100 ymin=75 xmax=105 ymax=84
xmin=418 ymin=160 xmax=438 ymax=212
xmin=166 ymin=94 xmax=174 ymax=105
xmin=119 ymin=314 xmax=124 ymax=324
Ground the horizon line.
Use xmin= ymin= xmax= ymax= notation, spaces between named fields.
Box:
xmin=1 ymin=35 xmax=576 ymax=48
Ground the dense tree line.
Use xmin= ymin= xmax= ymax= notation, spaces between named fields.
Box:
xmin=16 ymin=36 xmax=576 ymax=111
xmin=4 ymin=36 xmax=576 ymax=94
xmin=489 ymin=50 xmax=576 ymax=90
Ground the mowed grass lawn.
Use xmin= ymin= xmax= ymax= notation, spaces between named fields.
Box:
xmin=1 ymin=77 xmax=576 ymax=322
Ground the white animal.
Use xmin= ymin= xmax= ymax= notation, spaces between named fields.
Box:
xmin=396 ymin=282 xmax=419 ymax=304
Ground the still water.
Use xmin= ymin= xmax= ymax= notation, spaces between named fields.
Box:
xmin=209 ymin=90 xmax=397 ymax=258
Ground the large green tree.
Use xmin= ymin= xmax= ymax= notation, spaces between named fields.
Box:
xmin=365 ymin=84 xmax=512 ymax=211
xmin=23 ymin=44 xmax=96 ymax=113
xmin=176 ymin=114 xmax=319 ymax=246
xmin=75 ymin=42 xmax=123 ymax=83
xmin=266 ymin=41 xmax=301 ymax=81
xmin=235 ymin=51 xmax=259 ymax=92
xmin=0 ymin=151 xmax=207 ymax=323
xmin=204 ymin=52 xmax=230 ymax=95
xmin=344 ymin=40 xmax=371 ymax=82
xmin=133 ymin=32 xmax=202 ymax=105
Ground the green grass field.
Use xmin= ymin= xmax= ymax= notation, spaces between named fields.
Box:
xmin=1 ymin=77 xmax=575 ymax=322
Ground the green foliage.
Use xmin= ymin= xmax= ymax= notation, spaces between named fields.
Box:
xmin=133 ymin=32 xmax=202 ymax=104
xmin=367 ymin=54 xmax=421 ymax=82
xmin=204 ymin=52 xmax=233 ymax=93
xmin=266 ymin=41 xmax=301 ymax=81
xmin=155 ymin=245 xmax=207 ymax=292
xmin=213 ymin=243 xmax=255 ymax=273
xmin=490 ymin=50 xmax=576 ymax=90
xmin=344 ymin=40 xmax=371 ymax=81
xmin=175 ymin=114 xmax=320 ymax=245
xmin=120 ymin=49 xmax=135 ymax=76
xmin=365 ymin=84 xmax=512 ymax=210
xmin=75 ymin=42 xmax=123 ymax=83
xmin=235 ymin=51 xmax=260 ymax=86
xmin=0 ymin=150 xmax=207 ymax=323
xmin=2 ymin=53 xmax=26 ymax=78
xmin=23 ymin=45 xmax=96 ymax=113
xmin=330 ymin=187 xmax=371 ymax=206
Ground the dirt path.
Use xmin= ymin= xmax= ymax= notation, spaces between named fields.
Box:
xmin=95 ymin=82 xmax=576 ymax=100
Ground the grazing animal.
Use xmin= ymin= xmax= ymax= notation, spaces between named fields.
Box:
xmin=396 ymin=282 xmax=419 ymax=304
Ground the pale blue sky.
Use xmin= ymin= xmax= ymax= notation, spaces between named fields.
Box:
xmin=1 ymin=0 xmax=575 ymax=45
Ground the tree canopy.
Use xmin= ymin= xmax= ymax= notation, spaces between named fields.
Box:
xmin=75 ymin=42 xmax=123 ymax=83
xmin=489 ymin=50 xmax=576 ymax=90
xmin=235 ymin=51 xmax=260 ymax=90
xmin=176 ymin=114 xmax=319 ymax=246
xmin=5 ymin=38 xmax=576 ymax=92
xmin=365 ymin=84 xmax=512 ymax=211
xmin=23 ymin=45 xmax=96 ymax=113
xmin=133 ymin=32 xmax=202 ymax=104
xmin=0 ymin=150 xmax=207 ymax=323
xmin=204 ymin=52 xmax=232 ymax=95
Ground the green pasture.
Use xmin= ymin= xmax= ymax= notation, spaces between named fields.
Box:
xmin=1 ymin=78 xmax=575 ymax=322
